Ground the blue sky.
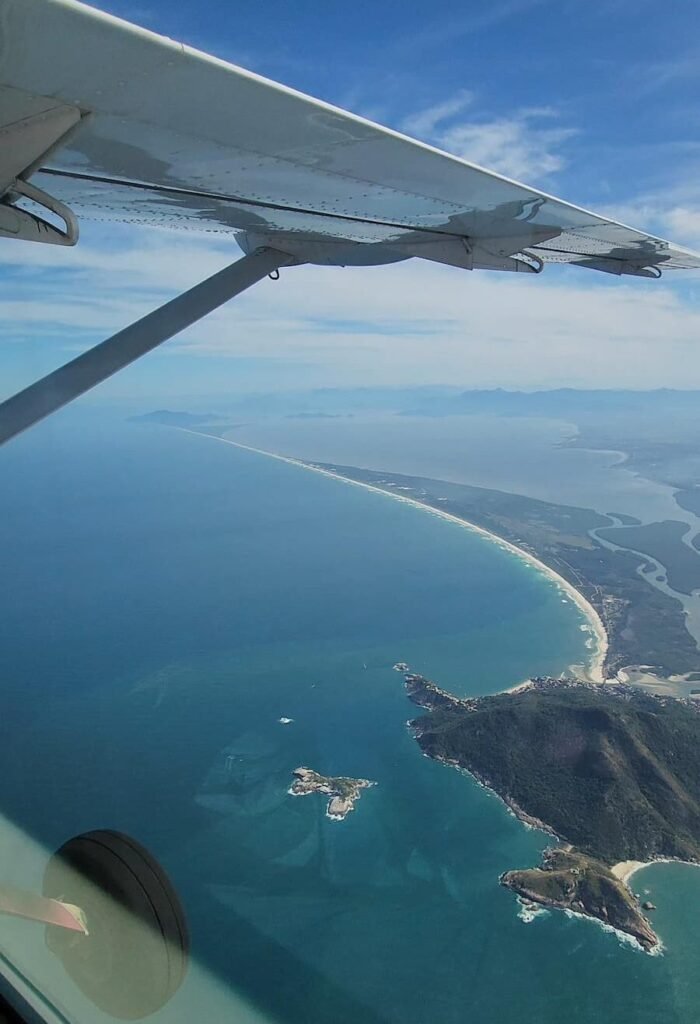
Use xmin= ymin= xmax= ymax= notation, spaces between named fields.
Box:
xmin=3 ymin=0 xmax=700 ymax=403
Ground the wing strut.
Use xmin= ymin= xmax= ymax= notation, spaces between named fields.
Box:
xmin=0 ymin=246 xmax=296 ymax=446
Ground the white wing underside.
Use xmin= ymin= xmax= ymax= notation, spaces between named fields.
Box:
xmin=1 ymin=0 xmax=699 ymax=275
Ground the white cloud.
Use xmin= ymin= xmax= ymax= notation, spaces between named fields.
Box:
xmin=597 ymin=187 xmax=700 ymax=251
xmin=439 ymin=111 xmax=576 ymax=181
xmin=3 ymin=225 xmax=700 ymax=397
xmin=663 ymin=207 xmax=700 ymax=249
xmin=400 ymin=91 xmax=474 ymax=139
xmin=401 ymin=93 xmax=575 ymax=182
xmin=390 ymin=0 xmax=552 ymax=58
xmin=621 ymin=52 xmax=700 ymax=99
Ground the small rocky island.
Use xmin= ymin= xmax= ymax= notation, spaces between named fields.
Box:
xmin=402 ymin=670 xmax=700 ymax=951
xmin=289 ymin=766 xmax=376 ymax=821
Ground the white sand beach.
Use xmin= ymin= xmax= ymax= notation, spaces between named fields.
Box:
xmin=612 ymin=858 xmax=700 ymax=884
xmin=182 ymin=430 xmax=608 ymax=683
xmin=611 ymin=860 xmax=647 ymax=884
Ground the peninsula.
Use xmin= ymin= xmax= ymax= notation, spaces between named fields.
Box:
xmin=404 ymin=671 xmax=700 ymax=950
xmin=288 ymin=766 xmax=376 ymax=820
xmin=314 ymin=463 xmax=700 ymax=681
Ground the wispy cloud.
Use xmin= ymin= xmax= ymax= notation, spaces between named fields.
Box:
xmin=597 ymin=173 xmax=700 ymax=250
xmin=390 ymin=0 xmax=552 ymax=59
xmin=402 ymin=93 xmax=576 ymax=182
xmin=400 ymin=91 xmax=475 ymax=138
xmin=664 ymin=206 xmax=700 ymax=248
xmin=3 ymin=225 xmax=700 ymax=398
xmin=621 ymin=51 xmax=700 ymax=98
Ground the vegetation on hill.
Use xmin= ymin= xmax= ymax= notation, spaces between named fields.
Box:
xmin=412 ymin=681 xmax=700 ymax=865
xmin=406 ymin=674 xmax=700 ymax=949
xmin=501 ymin=848 xmax=658 ymax=950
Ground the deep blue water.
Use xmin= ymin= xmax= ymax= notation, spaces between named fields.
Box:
xmin=1 ymin=418 xmax=698 ymax=1024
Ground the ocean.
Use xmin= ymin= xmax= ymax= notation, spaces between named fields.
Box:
xmin=1 ymin=416 xmax=698 ymax=1024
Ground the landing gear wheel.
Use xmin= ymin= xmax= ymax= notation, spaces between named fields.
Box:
xmin=43 ymin=830 xmax=189 ymax=1020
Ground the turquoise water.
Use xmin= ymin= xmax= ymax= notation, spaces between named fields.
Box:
xmin=0 ymin=419 xmax=697 ymax=1023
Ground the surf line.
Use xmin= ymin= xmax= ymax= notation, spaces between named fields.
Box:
xmin=179 ymin=429 xmax=608 ymax=683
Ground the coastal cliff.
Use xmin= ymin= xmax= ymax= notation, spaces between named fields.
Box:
xmin=402 ymin=671 xmax=700 ymax=950
xmin=501 ymin=848 xmax=658 ymax=951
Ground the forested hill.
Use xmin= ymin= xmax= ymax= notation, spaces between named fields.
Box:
xmin=412 ymin=680 xmax=700 ymax=865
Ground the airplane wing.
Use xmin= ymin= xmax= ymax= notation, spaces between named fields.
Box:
xmin=2 ymin=0 xmax=699 ymax=276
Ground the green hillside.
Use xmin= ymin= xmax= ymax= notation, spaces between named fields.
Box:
xmin=414 ymin=681 xmax=700 ymax=865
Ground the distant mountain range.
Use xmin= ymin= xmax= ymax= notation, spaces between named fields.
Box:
xmin=129 ymin=410 xmax=219 ymax=426
xmin=131 ymin=387 xmax=700 ymax=424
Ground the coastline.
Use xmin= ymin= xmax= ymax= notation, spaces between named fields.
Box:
xmin=612 ymin=860 xmax=647 ymax=884
xmin=612 ymin=857 xmax=700 ymax=884
xmin=180 ymin=429 xmax=608 ymax=683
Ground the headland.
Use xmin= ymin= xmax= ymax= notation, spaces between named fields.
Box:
xmin=402 ymin=670 xmax=700 ymax=951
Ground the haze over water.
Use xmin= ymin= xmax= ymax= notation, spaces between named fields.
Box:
xmin=1 ymin=418 xmax=699 ymax=1024
xmin=232 ymin=414 xmax=689 ymax=525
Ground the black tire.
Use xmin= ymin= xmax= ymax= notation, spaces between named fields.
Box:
xmin=43 ymin=830 xmax=189 ymax=1020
